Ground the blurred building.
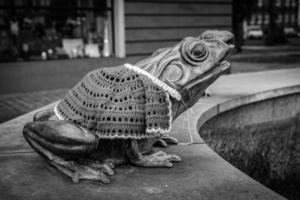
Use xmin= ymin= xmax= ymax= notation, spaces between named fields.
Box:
xmin=246 ymin=0 xmax=299 ymax=38
xmin=0 ymin=0 xmax=113 ymax=61
xmin=0 ymin=0 xmax=232 ymax=95
xmin=0 ymin=0 xmax=232 ymax=62
xmin=123 ymin=0 xmax=232 ymax=56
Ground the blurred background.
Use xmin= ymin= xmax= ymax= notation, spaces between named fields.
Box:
xmin=233 ymin=0 xmax=299 ymax=51
xmin=0 ymin=0 xmax=299 ymax=62
xmin=0 ymin=0 xmax=113 ymax=62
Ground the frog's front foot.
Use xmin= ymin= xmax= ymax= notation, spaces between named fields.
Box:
xmin=155 ymin=134 xmax=178 ymax=147
xmin=127 ymin=140 xmax=181 ymax=168
xmin=135 ymin=151 xmax=181 ymax=168
xmin=23 ymin=120 xmax=113 ymax=184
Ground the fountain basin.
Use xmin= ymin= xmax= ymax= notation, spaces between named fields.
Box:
xmin=199 ymin=93 xmax=300 ymax=200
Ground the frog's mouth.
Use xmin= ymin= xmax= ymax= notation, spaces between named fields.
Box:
xmin=184 ymin=57 xmax=231 ymax=92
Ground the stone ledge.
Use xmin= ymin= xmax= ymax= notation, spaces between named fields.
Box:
xmin=0 ymin=144 xmax=284 ymax=200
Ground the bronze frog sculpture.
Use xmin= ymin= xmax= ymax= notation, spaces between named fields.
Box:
xmin=23 ymin=31 xmax=233 ymax=184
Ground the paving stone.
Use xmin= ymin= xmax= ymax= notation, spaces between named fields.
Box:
xmin=0 ymin=89 xmax=68 ymax=124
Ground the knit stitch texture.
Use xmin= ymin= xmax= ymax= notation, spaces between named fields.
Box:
xmin=54 ymin=64 xmax=180 ymax=139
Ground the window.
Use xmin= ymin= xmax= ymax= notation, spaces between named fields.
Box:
xmin=0 ymin=0 xmax=113 ymax=62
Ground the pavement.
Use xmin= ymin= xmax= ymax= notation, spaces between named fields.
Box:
xmin=1 ymin=68 xmax=300 ymax=199
xmin=0 ymin=89 xmax=68 ymax=123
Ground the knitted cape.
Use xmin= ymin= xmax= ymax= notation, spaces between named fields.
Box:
xmin=54 ymin=64 xmax=181 ymax=139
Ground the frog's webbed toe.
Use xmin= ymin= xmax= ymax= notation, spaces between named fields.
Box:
xmin=23 ymin=120 xmax=113 ymax=184
xmin=154 ymin=134 xmax=178 ymax=148
xmin=138 ymin=151 xmax=181 ymax=167
xmin=127 ymin=140 xmax=181 ymax=168
xmin=50 ymin=159 xmax=112 ymax=184
xmin=77 ymin=158 xmax=114 ymax=176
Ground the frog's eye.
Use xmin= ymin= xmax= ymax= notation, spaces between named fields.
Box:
xmin=163 ymin=64 xmax=183 ymax=83
xmin=192 ymin=43 xmax=208 ymax=60
xmin=181 ymin=38 xmax=209 ymax=66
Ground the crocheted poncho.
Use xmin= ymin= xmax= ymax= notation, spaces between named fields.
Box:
xmin=54 ymin=64 xmax=181 ymax=139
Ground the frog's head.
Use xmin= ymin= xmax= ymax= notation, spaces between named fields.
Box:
xmin=135 ymin=31 xmax=233 ymax=117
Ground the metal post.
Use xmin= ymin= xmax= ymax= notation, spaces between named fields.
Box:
xmin=113 ymin=0 xmax=125 ymax=58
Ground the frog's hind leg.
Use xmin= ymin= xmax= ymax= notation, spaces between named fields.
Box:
xmin=126 ymin=140 xmax=181 ymax=168
xmin=23 ymin=120 xmax=113 ymax=184
xmin=25 ymin=136 xmax=110 ymax=183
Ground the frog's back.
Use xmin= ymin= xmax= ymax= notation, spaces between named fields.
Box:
xmin=54 ymin=65 xmax=172 ymax=141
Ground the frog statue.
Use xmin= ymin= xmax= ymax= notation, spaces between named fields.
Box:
xmin=23 ymin=30 xmax=233 ymax=184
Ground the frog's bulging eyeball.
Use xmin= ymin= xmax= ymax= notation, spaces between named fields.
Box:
xmin=180 ymin=39 xmax=209 ymax=65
